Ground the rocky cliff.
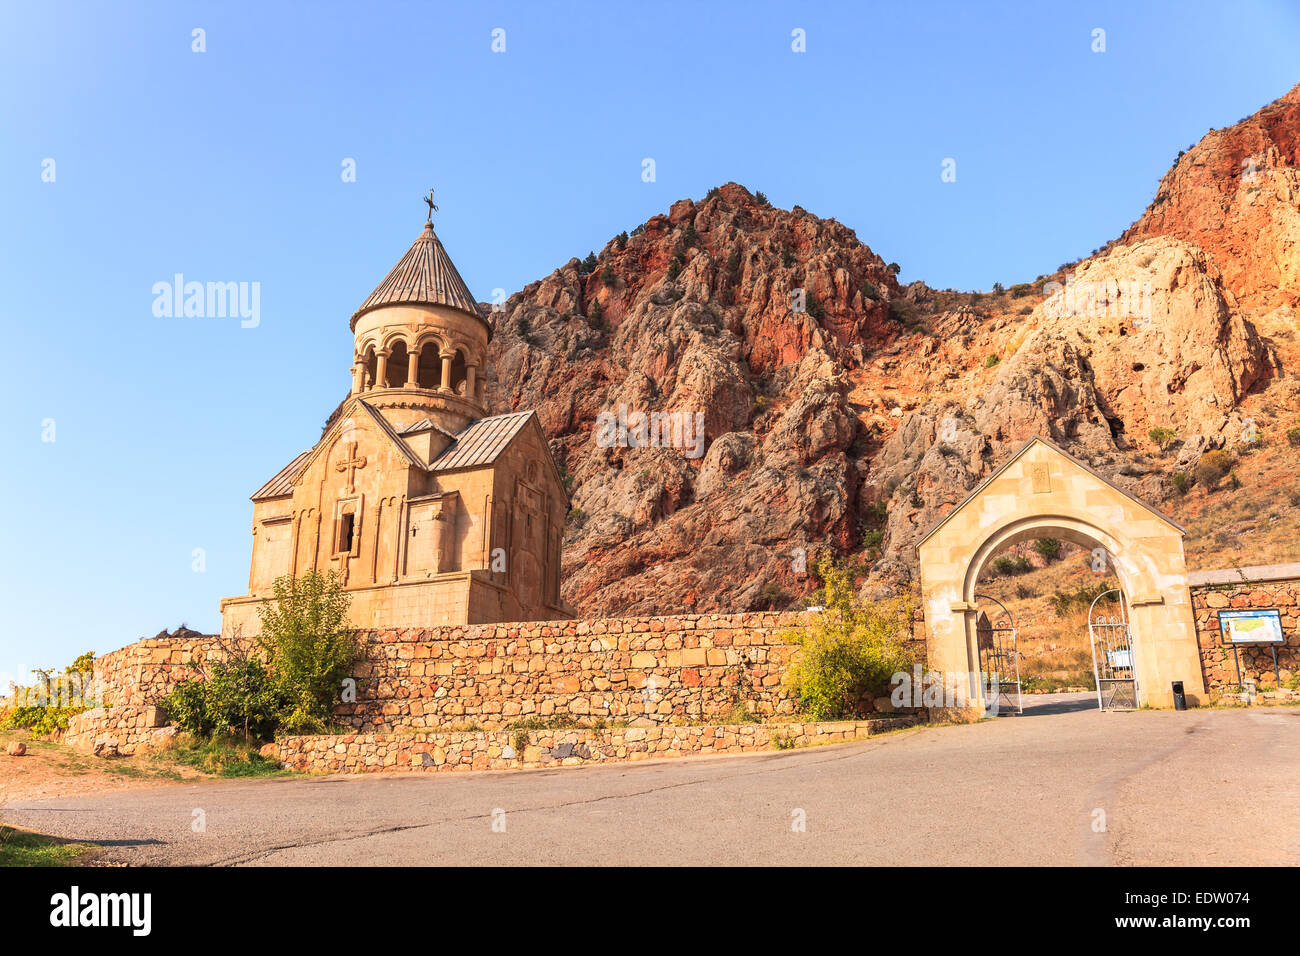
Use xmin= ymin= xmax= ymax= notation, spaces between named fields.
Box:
xmin=485 ymin=84 xmax=1300 ymax=616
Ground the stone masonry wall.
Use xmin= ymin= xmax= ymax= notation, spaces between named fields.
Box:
xmin=1190 ymin=573 xmax=1300 ymax=695
xmin=338 ymin=610 xmax=928 ymax=731
xmin=64 ymin=632 xmax=252 ymax=755
xmin=63 ymin=611 xmax=928 ymax=756
xmin=276 ymin=717 xmax=920 ymax=774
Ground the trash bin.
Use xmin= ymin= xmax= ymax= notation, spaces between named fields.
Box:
xmin=1171 ymin=680 xmax=1186 ymax=710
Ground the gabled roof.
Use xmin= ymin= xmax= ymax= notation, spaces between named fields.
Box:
xmin=251 ymin=450 xmax=312 ymax=501
xmin=350 ymin=221 xmax=489 ymax=336
xmin=249 ymin=405 xmax=564 ymax=502
xmin=915 ymin=435 xmax=1186 ymax=547
xmin=352 ymin=400 xmax=428 ymax=470
xmin=428 ymin=410 xmax=535 ymax=472
xmin=399 ymin=417 xmax=459 ymax=440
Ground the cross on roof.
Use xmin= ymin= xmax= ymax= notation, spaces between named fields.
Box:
xmin=423 ymin=188 xmax=438 ymax=223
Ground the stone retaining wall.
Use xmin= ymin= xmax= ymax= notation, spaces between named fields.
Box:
xmin=1189 ymin=567 xmax=1300 ymax=696
xmin=275 ymin=716 xmax=920 ymax=774
xmin=61 ymin=611 xmax=927 ymax=755
xmin=339 ymin=611 xmax=928 ymax=732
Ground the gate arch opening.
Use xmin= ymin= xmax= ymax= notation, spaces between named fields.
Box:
xmin=917 ymin=436 xmax=1205 ymax=714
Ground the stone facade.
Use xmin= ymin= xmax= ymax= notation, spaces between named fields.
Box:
xmin=1189 ymin=564 xmax=1300 ymax=696
xmin=274 ymin=717 xmax=919 ymax=774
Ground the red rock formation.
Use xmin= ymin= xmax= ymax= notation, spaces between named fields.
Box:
xmin=1121 ymin=81 xmax=1300 ymax=309
xmin=484 ymin=81 xmax=1299 ymax=615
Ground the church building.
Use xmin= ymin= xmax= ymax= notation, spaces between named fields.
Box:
xmin=220 ymin=200 xmax=573 ymax=637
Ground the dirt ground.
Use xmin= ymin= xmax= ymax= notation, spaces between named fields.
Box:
xmin=0 ymin=728 xmax=208 ymax=804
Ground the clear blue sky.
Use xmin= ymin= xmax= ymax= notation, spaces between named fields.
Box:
xmin=2 ymin=0 xmax=1298 ymax=680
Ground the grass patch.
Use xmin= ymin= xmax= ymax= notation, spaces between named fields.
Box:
xmin=163 ymin=734 xmax=288 ymax=778
xmin=0 ymin=827 xmax=97 ymax=867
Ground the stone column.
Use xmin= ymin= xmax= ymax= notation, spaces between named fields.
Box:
xmin=439 ymin=352 xmax=453 ymax=393
xmin=350 ymin=362 xmax=363 ymax=395
xmin=375 ymin=349 xmax=389 ymax=389
xmin=406 ymin=347 xmax=420 ymax=388
xmin=466 ymin=364 xmax=477 ymax=399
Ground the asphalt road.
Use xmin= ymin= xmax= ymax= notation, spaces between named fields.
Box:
xmin=4 ymin=694 xmax=1297 ymax=866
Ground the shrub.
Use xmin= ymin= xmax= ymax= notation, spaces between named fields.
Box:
xmin=257 ymin=570 xmax=359 ymax=735
xmin=862 ymin=529 xmax=884 ymax=557
xmin=615 ymin=230 xmax=629 ymax=250
xmin=600 ymin=264 xmax=617 ymax=287
xmin=1051 ymin=584 xmax=1118 ymax=619
xmin=992 ymin=282 xmax=1004 ymax=294
xmin=1194 ymin=450 xmax=1236 ymax=490
xmin=1 ymin=652 xmax=95 ymax=736
xmin=887 ymin=262 xmax=901 ymax=275
xmin=1172 ymin=471 xmax=1190 ymax=494
xmin=580 ymin=252 xmax=598 ymax=274
xmin=862 ymin=280 xmax=879 ymax=301
xmin=587 ymin=298 xmax=603 ymax=327
xmin=1287 ymin=426 xmax=1300 ymax=447
xmin=992 ymin=556 xmax=1032 ymax=576
xmin=759 ymin=582 xmax=787 ymax=610
xmin=164 ymin=657 xmax=283 ymax=739
xmin=681 ymin=222 xmax=699 ymax=248
xmin=781 ymin=557 xmax=914 ymax=720
xmin=1148 ymin=426 xmax=1177 ymax=452
xmin=755 ymin=190 xmax=771 ymax=206
xmin=804 ymin=292 xmax=825 ymax=320
xmin=1032 ymin=538 xmax=1061 ymax=562
xmin=983 ymin=354 xmax=1000 ymax=368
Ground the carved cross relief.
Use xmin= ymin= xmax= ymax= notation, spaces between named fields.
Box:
xmin=335 ymin=441 xmax=368 ymax=494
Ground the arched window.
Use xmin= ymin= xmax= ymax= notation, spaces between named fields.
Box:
xmin=417 ymin=343 xmax=441 ymax=389
xmin=361 ymin=347 xmax=377 ymax=391
xmin=386 ymin=341 xmax=409 ymax=388
xmin=450 ymin=349 xmax=468 ymax=395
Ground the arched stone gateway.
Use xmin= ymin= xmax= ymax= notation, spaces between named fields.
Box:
xmin=917 ymin=437 xmax=1205 ymax=714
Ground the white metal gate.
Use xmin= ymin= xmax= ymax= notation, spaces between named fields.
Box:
xmin=975 ymin=594 xmax=1022 ymax=716
xmin=1088 ymin=589 xmax=1138 ymax=710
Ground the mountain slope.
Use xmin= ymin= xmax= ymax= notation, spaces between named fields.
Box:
xmin=484 ymin=85 xmax=1300 ymax=617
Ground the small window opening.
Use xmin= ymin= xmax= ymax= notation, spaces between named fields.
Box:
xmin=337 ymin=513 xmax=356 ymax=553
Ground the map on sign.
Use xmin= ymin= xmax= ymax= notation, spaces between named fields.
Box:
xmin=1219 ymin=608 xmax=1285 ymax=644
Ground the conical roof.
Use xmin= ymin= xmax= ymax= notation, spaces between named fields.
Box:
xmin=350 ymin=221 xmax=488 ymax=335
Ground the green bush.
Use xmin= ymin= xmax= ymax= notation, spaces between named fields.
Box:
xmin=1032 ymin=538 xmax=1060 ymax=562
xmin=162 ymin=570 xmax=358 ymax=741
xmin=1287 ymin=426 xmax=1300 ymax=447
xmin=781 ymin=557 xmax=914 ymax=720
xmin=992 ymin=556 xmax=1032 ymax=576
xmin=983 ymin=354 xmax=1000 ymax=368
xmin=163 ymin=657 xmax=283 ymax=739
xmin=1 ymin=652 xmax=95 ymax=736
xmin=257 ymin=570 xmax=359 ymax=735
xmin=1172 ymin=471 xmax=1190 ymax=494
xmin=1148 ymin=426 xmax=1177 ymax=451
